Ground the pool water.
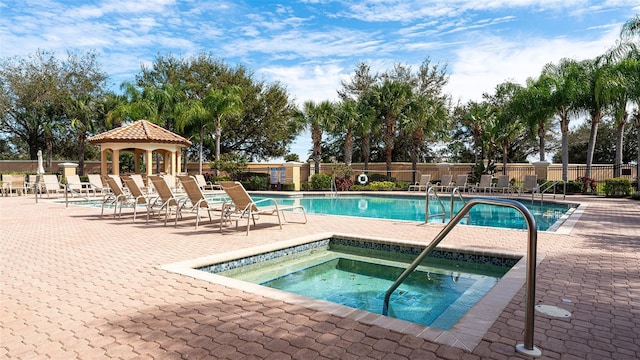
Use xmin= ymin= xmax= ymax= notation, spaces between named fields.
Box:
xmin=255 ymin=195 xmax=574 ymax=231
xmin=209 ymin=238 xmax=514 ymax=330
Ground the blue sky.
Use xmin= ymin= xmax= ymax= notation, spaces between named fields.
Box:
xmin=2 ymin=0 xmax=639 ymax=161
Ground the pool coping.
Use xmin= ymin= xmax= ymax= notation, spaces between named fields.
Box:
xmin=160 ymin=232 xmax=544 ymax=352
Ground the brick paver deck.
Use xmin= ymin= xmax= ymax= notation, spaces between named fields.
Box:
xmin=1 ymin=193 xmax=638 ymax=359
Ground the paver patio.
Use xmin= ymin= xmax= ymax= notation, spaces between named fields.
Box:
xmin=1 ymin=193 xmax=638 ymax=359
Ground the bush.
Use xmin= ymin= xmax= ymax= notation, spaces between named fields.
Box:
xmin=368 ymin=173 xmax=396 ymax=183
xmin=561 ymin=181 xmax=583 ymax=194
xmin=367 ymin=181 xmax=396 ymax=191
xmin=603 ymin=178 xmax=633 ymax=197
xmin=310 ymin=173 xmax=332 ymax=190
xmin=630 ymin=192 xmax=640 ymax=200
xmin=281 ymin=183 xmax=295 ymax=191
xmin=335 ymin=177 xmax=353 ymax=191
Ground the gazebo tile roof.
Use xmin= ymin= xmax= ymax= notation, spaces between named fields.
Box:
xmin=87 ymin=120 xmax=191 ymax=146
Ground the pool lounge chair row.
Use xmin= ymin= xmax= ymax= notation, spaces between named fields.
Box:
xmin=408 ymin=173 xmax=542 ymax=196
xmin=100 ymin=174 xmax=306 ymax=235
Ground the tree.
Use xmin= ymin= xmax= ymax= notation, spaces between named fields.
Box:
xmin=542 ymin=58 xmax=584 ymax=182
xmin=0 ymin=50 xmax=65 ymax=161
xmin=367 ymin=79 xmax=413 ymax=177
xmin=513 ymin=76 xmax=556 ymax=162
xmin=333 ymin=99 xmax=358 ymax=166
xmin=63 ymin=51 xmax=108 ymax=175
xmin=178 ymin=85 xmax=242 ymax=174
xmin=338 ymin=62 xmax=376 ymax=169
xmin=137 ymin=53 xmax=300 ymax=162
xmin=297 ymin=100 xmax=335 ymax=173
xmin=577 ymin=59 xmax=606 ymax=178
xmin=489 ymin=82 xmax=525 ymax=174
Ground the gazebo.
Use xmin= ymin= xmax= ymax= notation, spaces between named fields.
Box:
xmin=87 ymin=120 xmax=192 ymax=177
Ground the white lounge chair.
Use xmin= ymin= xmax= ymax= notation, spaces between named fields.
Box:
xmin=470 ymin=174 xmax=493 ymax=193
xmin=87 ymin=174 xmax=109 ymax=194
xmin=194 ymin=174 xmax=222 ymax=191
xmin=219 ymin=181 xmax=307 ymax=235
xmin=494 ymin=175 xmax=513 ymax=194
xmin=453 ymin=174 xmax=469 ymax=192
xmin=66 ymin=175 xmax=94 ymax=197
xmin=148 ymin=175 xmax=185 ymax=226
xmin=408 ymin=174 xmax=431 ymax=191
xmin=41 ymin=175 xmax=65 ymax=198
xmin=434 ymin=174 xmax=453 ymax=192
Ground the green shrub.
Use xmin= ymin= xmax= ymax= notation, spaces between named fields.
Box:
xmin=281 ymin=183 xmax=295 ymax=191
xmin=310 ymin=173 xmax=332 ymax=190
xmin=367 ymin=181 xmax=396 ymax=191
xmin=560 ymin=181 xmax=583 ymax=194
xmin=630 ymin=192 xmax=640 ymax=200
xmin=603 ymin=178 xmax=633 ymax=197
xmin=368 ymin=173 xmax=396 ymax=183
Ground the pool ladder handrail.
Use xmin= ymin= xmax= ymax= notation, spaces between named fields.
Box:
xmin=383 ymin=197 xmax=542 ymax=357
xmin=449 ymin=187 xmax=467 ymax=220
xmin=539 ymin=180 xmax=566 ymax=204
xmin=424 ymin=186 xmax=446 ymax=223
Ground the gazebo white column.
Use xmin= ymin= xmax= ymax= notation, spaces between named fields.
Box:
xmin=112 ymin=149 xmax=120 ymax=175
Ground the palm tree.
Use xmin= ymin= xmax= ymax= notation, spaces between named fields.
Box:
xmin=404 ymin=93 xmax=448 ymax=182
xmin=595 ymin=56 xmax=638 ymax=177
xmin=514 ymin=76 xmax=555 ymax=162
xmin=578 ymin=59 xmax=606 ymax=179
xmin=297 ymin=100 xmax=334 ymax=174
xmin=541 ymin=59 xmax=584 ymax=182
xmin=490 ymin=82 xmax=525 ymax=174
xmin=178 ymin=85 xmax=242 ymax=174
xmin=334 ymin=99 xmax=359 ymax=166
xmin=462 ymin=101 xmax=493 ymax=164
xmin=368 ymin=79 xmax=413 ymax=177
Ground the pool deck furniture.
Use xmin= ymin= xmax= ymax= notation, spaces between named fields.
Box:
xmin=102 ymin=176 xmax=132 ymax=219
xmin=1 ymin=194 xmax=639 ymax=359
xmin=194 ymin=174 xmax=222 ymax=192
xmin=494 ymin=174 xmax=515 ymax=194
xmin=41 ymin=174 xmax=66 ymax=198
xmin=219 ymin=181 xmax=307 ymax=235
xmin=66 ymin=175 xmax=95 ymax=197
xmin=453 ymin=174 xmax=469 ymax=192
xmin=408 ymin=174 xmax=431 ymax=191
xmin=122 ymin=176 xmax=158 ymax=223
xmin=148 ymin=175 xmax=186 ymax=226
xmin=177 ymin=176 xmax=226 ymax=230
xmin=87 ymin=174 xmax=109 ymax=195
xmin=470 ymin=174 xmax=493 ymax=193
xmin=434 ymin=174 xmax=453 ymax=192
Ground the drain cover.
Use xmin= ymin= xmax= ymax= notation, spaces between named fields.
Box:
xmin=535 ymin=304 xmax=571 ymax=318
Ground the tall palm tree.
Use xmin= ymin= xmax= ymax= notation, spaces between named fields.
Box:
xmin=296 ymin=100 xmax=334 ymax=174
xmin=368 ymin=79 xmax=413 ymax=177
xmin=541 ymin=58 xmax=584 ymax=182
xmin=334 ymin=99 xmax=359 ymax=166
xmin=579 ymin=59 xmax=606 ymax=179
xmin=404 ymin=93 xmax=448 ymax=182
xmin=178 ymin=85 xmax=242 ymax=174
xmin=514 ymin=76 xmax=555 ymax=162
xmin=490 ymin=82 xmax=525 ymax=174
xmin=595 ymin=56 xmax=638 ymax=176
xmin=462 ymin=101 xmax=493 ymax=164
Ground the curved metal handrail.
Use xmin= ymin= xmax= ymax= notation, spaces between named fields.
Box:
xmin=383 ymin=197 xmax=541 ymax=357
xmin=424 ymin=186 xmax=446 ymax=223
xmin=450 ymin=187 xmax=466 ymax=219
xmin=540 ymin=180 xmax=566 ymax=204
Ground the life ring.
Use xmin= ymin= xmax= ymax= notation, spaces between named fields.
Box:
xmin=357 ymin=173 xmax=368 ymax=184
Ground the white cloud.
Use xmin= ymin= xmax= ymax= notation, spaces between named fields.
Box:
xmin=445 ymin=26 xmax=620 ymax=102
xmin=260 ymin=64 xmax=347 ymax=105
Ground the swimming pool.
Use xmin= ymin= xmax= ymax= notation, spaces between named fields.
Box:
xmin=253 ymin=194 xmax=576 ymax=231
xmin=56 ymin=192 xmax=576 ymax=231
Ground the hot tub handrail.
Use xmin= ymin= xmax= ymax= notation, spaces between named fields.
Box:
xmin=425 ymin=186 xmax=446 ymax=223
xmin=383 ymin=197 xmax=542 ymax=357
